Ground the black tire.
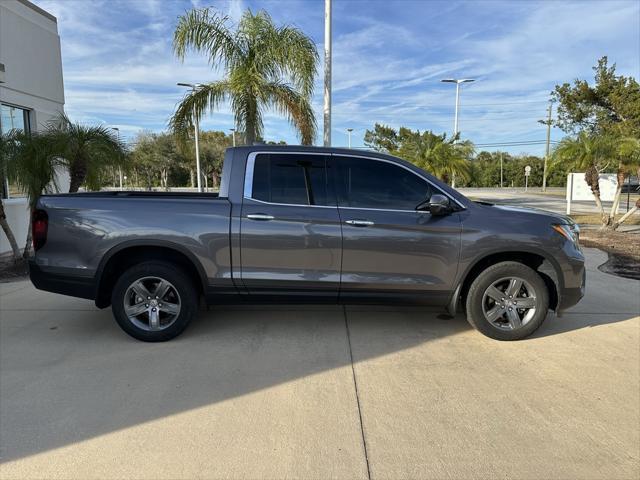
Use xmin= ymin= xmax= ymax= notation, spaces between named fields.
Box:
xmin=465 ymin=261 xmax=549 ymax=341
xmin=111 ymin=261 xmax=199 ymax=342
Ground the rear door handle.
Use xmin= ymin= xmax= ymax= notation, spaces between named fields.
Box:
xmin=247 ymin=213 xmax=275 ymax=221
xmin=345 ymin=219 xmax=374 ymax=227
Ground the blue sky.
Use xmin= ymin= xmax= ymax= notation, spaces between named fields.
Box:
xmin=36 ymin=0 xmax=640 ymax=155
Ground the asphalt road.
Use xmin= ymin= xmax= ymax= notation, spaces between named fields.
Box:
xmin=1 ymin=248 xmax=638 ymax=479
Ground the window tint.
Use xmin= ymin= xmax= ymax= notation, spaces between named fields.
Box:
xmin=251 ymin=154 xmax=333 ymax=206
xmin=334 ymin=156 xmax=431 ymax=210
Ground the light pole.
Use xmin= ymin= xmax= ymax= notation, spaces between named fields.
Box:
xmin=323 ymin=0 xmax=332 ymax=147
xmin=230 ymin=128 xmax=236 ymax=147
xmin=441 ymin=78 xmax=475 ymax=187
xmin=177 ymin=82 xmax=203 ymax=192
xmin=346 ymin=128 xmax=353 ymax=148
xmin=111 ymin=127 xmax=122 ymax=190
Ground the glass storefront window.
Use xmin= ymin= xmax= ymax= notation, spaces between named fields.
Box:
xmin=1 ymin=104 xmax=31 ymax=198
xmin=0 ymin=103 xmax=30 ymax=134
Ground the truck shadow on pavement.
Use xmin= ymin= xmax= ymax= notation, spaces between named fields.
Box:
xmin=0 ymin=249 xmax=637 ymax=463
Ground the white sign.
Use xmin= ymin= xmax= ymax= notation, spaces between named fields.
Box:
xmin=566 ymin=172 xmax=618 ymax=214
xmin=524 ymin=165 xmax=531 ymax=176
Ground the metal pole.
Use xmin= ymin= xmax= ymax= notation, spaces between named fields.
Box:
xmin=323 ymin=0 xmax=332 ymax=147
xmin=193 ymin=103 xmax=202 ymax=193
xmin=500 ymin=153 xmax=503 ymax=188
xmin=453 ymin=82 xmax=460 ymax=137
xmin=230 ymin=128 xmax=236 ymax=147
xmin=542 ymin=101 xmax=552 ymax=192
xmin=112 ymin=127 xmax=122 ymax=191
xmin=347 ymin=128 xmax=353 ymax=148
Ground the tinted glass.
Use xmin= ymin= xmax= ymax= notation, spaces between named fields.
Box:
xmin=334 ymin=156 xmax=431 ymax=210
xmin=252 ymin=154 xmax=333 ymax=206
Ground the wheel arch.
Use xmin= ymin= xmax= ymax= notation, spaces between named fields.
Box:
xmin=448 ymin=248 xmax=562 ymax=316
xmin=95 ymin=240 xmax=208 ymax=308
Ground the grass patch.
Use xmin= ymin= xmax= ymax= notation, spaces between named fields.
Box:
xmin=570 ymin=213 xmax=640 ymax=226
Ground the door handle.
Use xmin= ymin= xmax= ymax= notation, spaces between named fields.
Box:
xmin=345 ymin=219 xmax=374 ymax=227
xmin=247 ymin=213 xmax=275 ymax=221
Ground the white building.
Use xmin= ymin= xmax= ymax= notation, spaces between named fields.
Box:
xmin=0 ymin=0 xmax=65 ymax=255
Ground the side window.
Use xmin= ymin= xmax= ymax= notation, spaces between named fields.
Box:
xmin=250 ymin=154 xmax=334 ymax=206
xmin=334 ymin=156 xmax=431 ymax=210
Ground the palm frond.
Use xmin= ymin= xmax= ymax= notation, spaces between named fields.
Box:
xmin=262 ymin=82 xmax=316 ymax=145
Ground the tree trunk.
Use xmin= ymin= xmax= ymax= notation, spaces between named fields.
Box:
xmin=68 ymin=159 xmax=87 ymax=193
xmin=23 ymin=215 xmax=32 ymax=259
xmin=0 ymin=199 xmax=22 ymax=261
xmin=204 ymin=172 xmax=208 ymax=192
xmin=190 ymin=169 xmax=195 ymax=188
xmin=605 ymin=168 xmax=626 ymax=229
xmin=585 ymin=166 xmax=606 ymax=224
xmin=611 ymin=198 xmax=640 ymax=230
xmin=212 ymin=171 xmax=219 ymax=190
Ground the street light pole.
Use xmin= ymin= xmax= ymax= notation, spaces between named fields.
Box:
xmin=230 ymin=128 xmax=236 ymax=147
xmin=441 ymin=78 xmax=475 ymax=188
xmin=177 ymin=83 xmax=202 ymax=192
xmin=323 ymin=0 xmax=332 ymax=147
xmin=347 ymin=128 xmax=353 ymax=148
xmin=111 ymin=127 xmax=122 ymax=191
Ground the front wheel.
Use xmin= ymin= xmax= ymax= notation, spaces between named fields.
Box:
xmin=465 ymin=261 xmax=549 ymax=341
xmin=111 ymin=261 xmax=199 ymax=342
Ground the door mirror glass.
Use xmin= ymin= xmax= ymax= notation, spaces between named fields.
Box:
xmin=427 ymin=194 xmax=451 ymax=216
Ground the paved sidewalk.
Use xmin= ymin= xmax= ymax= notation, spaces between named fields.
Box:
xmin=0 ymin=249 xmax=638 ymax=479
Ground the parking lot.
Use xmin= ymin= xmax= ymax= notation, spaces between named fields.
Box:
xmin=0 ymin=248 xmax=638 ymax=479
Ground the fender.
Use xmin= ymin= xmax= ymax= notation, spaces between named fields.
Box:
xmin=95 ymin=238 xmax=210 ymax=298
xmin=445 ymin=246 xmax=565 ymax=317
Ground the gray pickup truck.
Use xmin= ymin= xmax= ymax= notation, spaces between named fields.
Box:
xmin=29 ymin=146 xmax=585 ymax=342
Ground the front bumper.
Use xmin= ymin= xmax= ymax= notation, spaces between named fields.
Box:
xmin=29 ymin=260 xmax=96 ymax=300
xmin=558 ymin=262 xmax=586 ymax=312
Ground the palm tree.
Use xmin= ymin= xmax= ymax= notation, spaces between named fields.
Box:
xmin=171 ymin=8 xmax=318 ymax=145
xmin=607 ymin=137 xmax=640 ymax=229
xmin=0 ymin=131 xmax=21 ymax=261
xmin=552 ymin=132 xmax=616 ymax=222
xmin=47 ymin=113 xmax=125 ymax=192
xmin=7 ymin=130 xmax=63 ymax=258
xmin=398 ymin=131 xmax=473 ymax=185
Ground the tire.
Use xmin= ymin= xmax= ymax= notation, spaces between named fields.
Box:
xmin=111 ymin=261 xmax=199 ymax=342
xmin=465 ymin=261 xmax=549 ymax=341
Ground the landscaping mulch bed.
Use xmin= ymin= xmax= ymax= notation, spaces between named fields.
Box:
xmin=580 ymin=229 xmax=640 ymax=280
xmin=0 ymin=258 xmax=29 ymax=283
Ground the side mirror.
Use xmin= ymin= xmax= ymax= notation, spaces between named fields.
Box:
xmin=417 ymin=194 xmax=451 ymax=216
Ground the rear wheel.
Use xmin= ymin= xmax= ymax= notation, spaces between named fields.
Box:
xmin=111 ymin=261 xmax=198 ymax=342
xmin=465 ymin=261 xmax=549 ymax=340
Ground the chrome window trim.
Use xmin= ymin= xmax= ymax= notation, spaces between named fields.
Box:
xmin=243 ymin=151 xmax=331 ymax=208
xmin=330 ymin=152 xmax=466 ymax=210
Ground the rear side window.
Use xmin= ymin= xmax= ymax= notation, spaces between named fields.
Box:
xmin=251 ymin=154 xmax=334 ymax=206
xmin=333 ymin=156 xmax=431 ymax=210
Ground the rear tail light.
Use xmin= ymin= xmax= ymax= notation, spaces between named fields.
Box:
xmin=32 ymin=209 xmax=48 ymax=251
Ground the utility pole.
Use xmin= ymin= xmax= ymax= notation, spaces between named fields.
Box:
xmin=500 ymin=152 xmax=503 ymax=188
xmin=323 ymin=0 xmax=332 ymax=147
xmin=347 ymin=128 xmax=353 ymax=148
xmin=540 ymin=101 xmax=553 ymax=192
xmin=230 ymin=128 xmax=236 ymax=147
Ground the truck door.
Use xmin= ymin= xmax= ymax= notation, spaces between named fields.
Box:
xmin=332 ymin=154 xmax=462 ymax=304
xmin=240 ymin=152 xmax=342 ymax=298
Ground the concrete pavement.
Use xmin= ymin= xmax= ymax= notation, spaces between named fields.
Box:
xmin=0 ymin=248 xmax=638 ymax=479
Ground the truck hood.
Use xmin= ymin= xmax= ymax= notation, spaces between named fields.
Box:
xmin=477 ymin=202 xmax=575 ymax=225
